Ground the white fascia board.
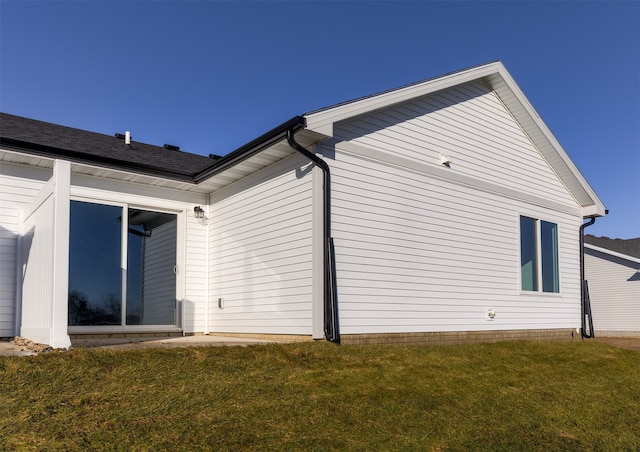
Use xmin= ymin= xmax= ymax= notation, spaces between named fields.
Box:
xmin=585 ymin=243 xmax=640 ymax=265
xmin=582 ymin=204 xmax=608 ymax=218
xmin=487 ymin=67 xmax=607 ymax=216
xmin=304 ymin=62 xmax=503 ymax=136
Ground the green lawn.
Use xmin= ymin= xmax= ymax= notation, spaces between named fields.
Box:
xmin=1 ymin=341 xmax=639 ymax=451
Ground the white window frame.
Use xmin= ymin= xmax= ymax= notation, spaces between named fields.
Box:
xmin=519 ymin=214 xmax=560 ymax=295
xmin=67 ymin=194 xmax=185 ymax=332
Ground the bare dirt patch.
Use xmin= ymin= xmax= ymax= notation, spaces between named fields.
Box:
xmin=10 ymin=336 xmax=55 ymax=354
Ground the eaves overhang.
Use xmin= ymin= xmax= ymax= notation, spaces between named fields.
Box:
xmin=0 ymin=137 xmax=196 ymax=183
xmin=1 ymin=116 xmax=313 ymax=193
xmin=194 ymin=116 xmax=305 ymax=183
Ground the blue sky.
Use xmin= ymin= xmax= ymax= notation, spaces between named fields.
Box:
xmin=1 ymin=1 xmax=638 ymax=239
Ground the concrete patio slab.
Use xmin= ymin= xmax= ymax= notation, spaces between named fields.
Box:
xmin=71 ymin=335 xmax=278 ymax=350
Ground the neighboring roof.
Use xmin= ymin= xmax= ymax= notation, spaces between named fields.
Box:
xmin=0 ymin=113 xmax=214 ymax=181
xmin=585 ymin=243 xmax=640 ymax=266
xmin=585 ymin=235 xmax=640 ymax=260
xmin=304 ymin=61 xmax=606 ymax=217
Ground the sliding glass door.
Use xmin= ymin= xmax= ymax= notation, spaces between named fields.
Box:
xmin=68 ymin=201 xmax=177 ymax=327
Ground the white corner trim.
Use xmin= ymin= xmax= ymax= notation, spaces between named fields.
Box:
xmin=51 ymin=160 xmax=72 ymax=349
xmin=311 ymin=162 xmax=324 ymax=339
xmin=582 ymin=204 xmax=607 ymax=218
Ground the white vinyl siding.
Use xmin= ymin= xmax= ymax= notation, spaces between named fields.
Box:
xmin=140 ymin=220 xmax=177 ymax=325
xmin=585 ymin=249 xmax=640 ymax=334
xmin=327 ymin=140 xmax=581 ymax=335
xmin=20 ymin=193 xmax=55 ymax=335
xmin=208 ymin=154 xmax=314 ymax=335
xmin=0 ymin=163 xmax=49 ymax=337
xmin=184 ymin=214 xmax=208 ymax=333
xmin=334 ymin=80 xmax=577 ymax=206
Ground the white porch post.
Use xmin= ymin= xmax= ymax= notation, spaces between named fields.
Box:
xmin=51 ymin=160 xmax=71 ymax=348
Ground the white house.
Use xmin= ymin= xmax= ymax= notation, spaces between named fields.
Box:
xmin=0 ymin=61 xmax=606 ymax=348
xmin=584 ymin=236 xmax=640 ymax=336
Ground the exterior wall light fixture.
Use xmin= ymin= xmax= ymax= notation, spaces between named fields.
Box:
xmin=194 ymin=206 xmax=205 ymax=219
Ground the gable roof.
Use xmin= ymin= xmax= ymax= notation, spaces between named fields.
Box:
xmin=304 ymin=61 xmax=606 ymax=217
xmin=0 ymin=61 xmax=607 ymax=215
xmin=585 ymin=234 xmax=640 ymax=260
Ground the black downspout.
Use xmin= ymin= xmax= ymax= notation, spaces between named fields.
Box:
xmin=579 ymin=217 xmax=596 ymax=338
xmin=286 ymin=130 xmax=340 ymax=344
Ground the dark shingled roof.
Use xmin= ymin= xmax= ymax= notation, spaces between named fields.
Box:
xmin=585 ymin=234 xmax=640 ymax=259
xmin=0 ymin=113 xmax=214 ymax=178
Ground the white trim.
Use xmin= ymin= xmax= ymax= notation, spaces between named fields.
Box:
xmin=176 ymin=208 xmax=186 ymax=328
xmin=121 ymin=206 xmax=129 ymax=325
xmin=51 ymin=160 xmax=72 ymax=348
xmin=325 ymin=140 xmax=582 ymax=217
xmin=486 ymin=69 xmax=606 ymax=215
xmin=22 ymin=178 xmax=54 ymax=223
xmin=68 ymin=325 xmax=182 ymax=334
xmin=70 ymin=196 xmax=126 ymax=209
xmin=15 ymin=211 xmax=23 ymax=337
xmin=311 ymin=157 xmax=324 ymax=339
xmin=204 ymin=196 xmax=211 ymax=334
xmin=585 ymin=243 xmax=640 ymax=265
xmin=68 ymin=198 xmax=184 ymax=330
xmin=582 ymin=205 xmax=604 ymax=218
xmin=70 ymin=177 xmax=204 ymax=210
xmin=517 ymin=213 xmax=562 ymax=295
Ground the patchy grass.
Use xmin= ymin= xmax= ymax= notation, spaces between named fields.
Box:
xmin=1 ymin=341 xmax=639 ymax=450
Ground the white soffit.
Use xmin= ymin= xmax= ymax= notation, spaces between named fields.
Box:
xmin=0 ymin=148 xmax=55 ymax=169
xmin=196 ymin=129 xmax=323 ymax=193
xmin=0 ymin=148 xmax=208 ymax=194
xmin=304 ymin=61 xmax=606 ymax=216
xmin=1 ymin=128 xmax=317 ymax=196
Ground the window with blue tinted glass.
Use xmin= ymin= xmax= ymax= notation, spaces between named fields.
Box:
xmin=68 ymin=201 xmax=123 ymax=325
xmin=520 ymin=216 xmax=559 ymax=293
xmin=520 ymin=216 xmax=538 ymax=291
xmin=541 ymin=221 xmax=559 ymax=292
xmin=68 ymin=201 xmax=177 ymax=327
